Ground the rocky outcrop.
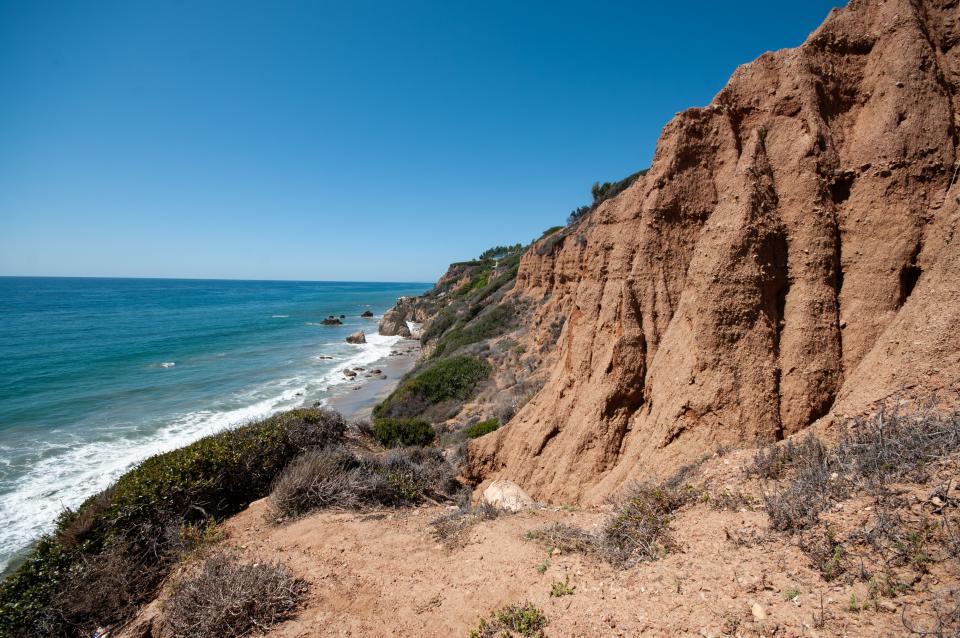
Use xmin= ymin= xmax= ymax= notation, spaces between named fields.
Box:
xmin=379 ymin=296 xmax=435 ymax=337
xmin=321 ymin=316 xmax=342 ymax=326
xmin=378 ymin=307 xmax=412 ymax=337
xmin=346 ymin=331 xmax=366 ymax=344
xmin=361 ymin=310 xmax=374 ymax=317
xmin=469 ymin=0 xmax=960 ymax=504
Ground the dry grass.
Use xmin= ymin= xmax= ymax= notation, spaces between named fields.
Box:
xmin=758 ymin=407 xmax=960 ymax=532
xmin=753 ymin=406 xmax=960 ymax=633
xmin=598 ymin=481 xmax=688 ymax=566
xmin=267 ymin=446 xmax=459 ymax=522
xmin=902 ymin=588 xmax=960 ymax=637
xmin=526 ymin=523 xmax=595 ymax=555
xmin=525 ymin=472 xmax=696 ymax=568
xmin=164 ymin=554 xmax=306 ymax=638
xmin=430 ymin=501 xmax=502 ymax=549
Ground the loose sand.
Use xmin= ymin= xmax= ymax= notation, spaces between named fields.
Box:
xmin=322 ymin=339 xmax=420 ymax=421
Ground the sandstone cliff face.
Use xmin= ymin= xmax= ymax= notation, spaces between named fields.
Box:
xmin=470 ymin=0 xmax=960 ymax=503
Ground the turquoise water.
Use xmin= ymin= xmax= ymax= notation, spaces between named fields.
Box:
xmin=0 ymin=277 xmax=429 ymax=570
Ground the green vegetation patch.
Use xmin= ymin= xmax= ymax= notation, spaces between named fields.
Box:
xmin=549 ymin=575 xmax=575 ymax=597
xmin=478 ymin=244 xmax=523 ymax=260
xmin=465 ymin=418 xmax=500 ymax=439
xmin=469 ymin=602 xmax=548 ymax=638
xmin=0 ymin=408 xmax=344 ymax=637
xmin=433 ymin=303 xmax=514 ymax=358
xmin=373 ymin=356 xmax=491 ymax=420
xmin=567 ymin=168 xmax=649 ymax=225
xmin=373 ymin=418 xmax=436 ymax=447
xmin=590 ymin=169 xmax=648 ymax=207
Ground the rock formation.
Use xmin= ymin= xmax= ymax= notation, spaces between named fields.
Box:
xmin=346 ymin=330 xmax=366 ymax=344
xmin=468 ymin=0 xmax=960 ymax=504
xmin=379 ymin=296 xmax=431 ymax=337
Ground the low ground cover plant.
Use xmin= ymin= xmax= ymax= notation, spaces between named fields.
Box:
xmin=465 ymin=417 xmax=500 ymax=439
xmin=373 ymin=417 xmax=435 ymax=447
xmin=373 ymin=356 xmax=490 ymax=420
xmin=432 ymin=303 xmax=514 ymax=359
xmin=468 ymin=602 xmax=548 ymax=638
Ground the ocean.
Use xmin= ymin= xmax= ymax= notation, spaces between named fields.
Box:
xmin=0 ymin=276 xmax=430 ymax=571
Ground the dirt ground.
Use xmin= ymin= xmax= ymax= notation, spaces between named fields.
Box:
xmin=124 ymin=448 xmax=958 ymax=637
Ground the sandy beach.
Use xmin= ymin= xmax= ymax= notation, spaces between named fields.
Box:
xmin=322 ymin=337 xmax=420 ymax=420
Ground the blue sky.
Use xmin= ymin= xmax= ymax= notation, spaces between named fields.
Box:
xmin=0 ymin=0 xmax=843 ymax=282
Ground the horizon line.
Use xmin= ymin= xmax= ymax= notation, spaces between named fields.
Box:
xmin=0 ymin=274 xmax=435 ymax=285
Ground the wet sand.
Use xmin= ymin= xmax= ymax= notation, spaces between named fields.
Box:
xmin=323 ymin=338 xmax=420 ymax=420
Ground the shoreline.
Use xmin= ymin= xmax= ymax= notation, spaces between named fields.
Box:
xmin=0 ymin=334 xmax=422 ymax=578
xmin=321 ymin=336 xmax=420 ymax=421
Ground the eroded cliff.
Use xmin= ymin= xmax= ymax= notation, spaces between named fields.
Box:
xmin=468 ymin=0 xmax=960 ymax=503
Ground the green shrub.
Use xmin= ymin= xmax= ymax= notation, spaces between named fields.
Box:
xmin=478 ymin=244 xmax=523 ymax=260
xmin=465 ymin=418 xmax=500 ymax=439
xmin=373 ymin=356 xmax=491 ymax=420
xmin=421 ymin=308 xmax=459 ymax=344
xmin=590 ymin=169 xmax=648 ymax=207
xmin=472 ymin=257 xmax=520 ymax=303
xmin=535 ymin=228 xmax=568 ymax=256
xmin=0 ymin=408 xmax=344 ymax=637
xmin=565 ymin=168 xmax=649 ymax=225
xmin=433 ymin=303 xmax=514 ymax=358
xmin=373 ymin=418 xmax=436 ymax=447
xmin=549 ymin=575 xmax=575 ymax=597
xmin=540 ymin=226 xmax=564 ymax=239
xmin=469 ymin=602 xmax=548 ymax=638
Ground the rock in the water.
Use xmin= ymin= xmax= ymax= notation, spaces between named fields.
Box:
xmin=321 ymin=316 xmax=342 ymax=326
xmin=361 ymin=310 xmax=374 ymax=317
xmin=482 ymin=479 xmax=535 ymax=512
xmin=346 ymin=330 xmax=366 ymax=344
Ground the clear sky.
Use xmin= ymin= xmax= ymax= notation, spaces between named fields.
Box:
xmin=0 ymin=0 xmax=843 ymax=282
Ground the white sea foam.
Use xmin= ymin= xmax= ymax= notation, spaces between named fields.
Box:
xmin=159 ymin=362 xmax=176 ymax=368
xmin=271 ymin=314 xmax=289 ymax=318
xmin=0 ymin=333 xmax=403 ymax=572
xmin=317 ymin=332 xmax=401 ymax=390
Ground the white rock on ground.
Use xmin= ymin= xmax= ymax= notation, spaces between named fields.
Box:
xmin=482 ymin=479 xmax=536 ymax=512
